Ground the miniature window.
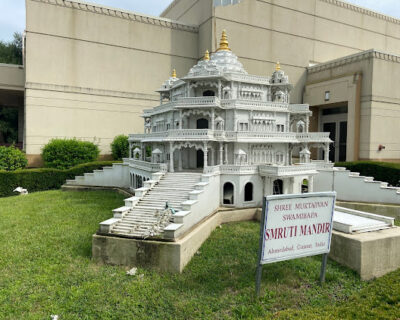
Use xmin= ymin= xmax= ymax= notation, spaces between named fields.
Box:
xmin=277 ymin=124 xmax=284 ymax=132
xmin=167 ymin=154 xmax=170 ymax=161
xmin=166 ymin=123 xmax=170 ymax=130
xmin=302 ymin=179 xmax=309 ymax=194
xmin=276 ymin=153 xmax=284 ymax=164
xmin=239 ymin=122 xmax=249 ymax=131
xmin=244 ymin=183 xmax=253 ymax=202
xmin=223 ymin=182 xmax=234 ymax=205
xmin=203 ymin=90 xmax=215 ymax=97
xmin=273 ymin=179 xmax=283 ymax=195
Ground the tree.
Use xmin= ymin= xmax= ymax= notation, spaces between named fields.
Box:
xmin=0 ymin=32 xmax=23 ymax=65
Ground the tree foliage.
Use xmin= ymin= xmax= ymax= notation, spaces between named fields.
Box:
xmin=0 ymin=32 xmax=23 ymax=65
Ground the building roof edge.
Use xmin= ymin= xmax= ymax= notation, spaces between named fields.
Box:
xmin=160 ymin=0 xmax=182 ymax=17
xmin=30 ymin=0 xmax=199 ymax=33
xmin=308 ymin=49 xmax=400 ymax=73
xmin=319 ymin=0 xmax=400 ymax=25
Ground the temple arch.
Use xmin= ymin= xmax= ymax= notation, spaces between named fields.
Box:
xmin=223 ymin=182 xmax=234 ymax=205
xmin=244 ymin=182 xmax=253 ymax=202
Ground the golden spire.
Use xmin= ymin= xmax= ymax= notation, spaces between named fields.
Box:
xmin=276 ymin=61 xmax=281 ymax=71
xmin=172 ymin=69 xmax=177 ymax=78
xmin=217 ymin=30 xmax=231 ymax=52
xmin=204 ymin=50 xmax=210 ymax=61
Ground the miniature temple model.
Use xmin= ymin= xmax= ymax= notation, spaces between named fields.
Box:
xmin=128 ymin=31 xmax=331 ymax=195
xmin=95 ymin=31 xmax=332 ymax=240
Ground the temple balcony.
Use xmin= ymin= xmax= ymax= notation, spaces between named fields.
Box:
xmin=259 ymin=163 xmax=319 ymax=177
xmin=142 ymin=97 xmax=308 ymax=117
xmin=143 ymin=96 xmax=221 ymax=116
xmin=129 ymin=130 xmax=331 ymax=144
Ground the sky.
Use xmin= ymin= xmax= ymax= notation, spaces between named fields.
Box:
xmin=0 ymin=0 xmax=399 ymax=42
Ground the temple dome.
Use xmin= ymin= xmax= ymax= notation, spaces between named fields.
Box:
xmin=185 ymin=31 xmax=247 ymax=78
xmin=210 ymin=50 xmax=247 ymax=75
xmin=158 ymin=69 xmax=180 ymax=91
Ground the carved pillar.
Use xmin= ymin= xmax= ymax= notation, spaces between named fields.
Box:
xmin=224 ymin=143 xmax=228 ymax=164
xmin=309 ymin=175 xmax=314 ymax=193
xmin=233 ymin=110 xmax=237 ymax=131
xmin=219 ymin=142 xmax=224 ymax=165
xmin=140 ymin=142 xmax=144 ymax=161
xmin=129 ymin=142 xmax=133 ymax=159
xmin=178 ymin=149 xmax=183 ymax=171
xmin=218 ymin=80 xmax=221 ymax=98
xmin=211 ymin=145 xmax=215 ymax=166
xmin=211 ymin=108 xmax=215 ymax=130
xmin=169 ymin=142 xmax=174 ymax=172
xmin=203 ymin=142 xmax=208 ymax=169
xmin=179 ymin=110 xmax=183 ymax=130
xmin=324 ymin=143 xmax=330 ymax=163
xmin=306 ymin=116 xmax=310 ymax=133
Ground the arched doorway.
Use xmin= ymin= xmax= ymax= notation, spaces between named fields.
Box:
xmin=197 ymin=118 xmax=209 ymax=129
xmin=301 ymin=179 xmax=309 ymax=193
xmin=223 ymin=182 xmax=234 ymax=205
xmin=273 ymin=179 xmax=283 ymax=195
xmin=203 ymin=90 xmax=215 ymax=96
xmin=197 ymin=149 xmax=204 ymax=168
xmin=244 ymin=182 xmax=253 ymax=202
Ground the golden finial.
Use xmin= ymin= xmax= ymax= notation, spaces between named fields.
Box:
xmin=276 ymin=61 xmax=281 ymax=71
xmin=204 ymin=50 xmax=210 ymax=61
xmin=217 ymin=30 xmax=231 ymax=52
xmin=172 ymin=69 xmax=177 ymax=78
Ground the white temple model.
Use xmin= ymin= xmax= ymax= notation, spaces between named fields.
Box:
xmin=95 ymin=31 xmax=333 ymax=240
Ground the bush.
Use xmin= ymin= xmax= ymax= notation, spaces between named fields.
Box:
xmin=0 ymin=161 xmax=119 ymax=198
xmin=42 ymin=139 xmax=99 ymax=169
xmin=111 ymin=135 xmax=129 ymax=160
xmin=335 ymin=161 xmax=400 ymax=187
xmin=0 ymin=146 xmax=27 ymax=171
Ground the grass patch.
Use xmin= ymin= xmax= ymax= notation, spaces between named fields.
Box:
xmin=0 ymin=190 xmax=399 ymax=319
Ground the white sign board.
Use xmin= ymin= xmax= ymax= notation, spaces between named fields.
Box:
xmin=260 ymin=192 xmax=336 ymax=264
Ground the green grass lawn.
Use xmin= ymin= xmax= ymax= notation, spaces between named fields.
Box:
xmin=0 ymin=190 xmax=399 ymax=319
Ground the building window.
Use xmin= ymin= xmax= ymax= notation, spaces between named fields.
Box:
xmin=166 ymin=123 xmax=171 ymax=130
xmin=223 ymin=182 xmax=234 ymax=205
xmin=277 ymin=124 xmax=284 ymax=132
xmin=276 ymin=153 xmax=284 ymax=164
xmin=244 ymin=183 xmax=253 ymax=202
xmin=302 ymin=179 xmax=309 ymax=193
xmin=239 ymin=122 xmax=249 ymax=131
xmin=167 ymin=154 xmax=170 ymax=161
xmin=325 ymin=91 xmax=330 ymax=101
xmin=273 ymin=179 xmax=283 ymax=195
xmin=203 ymin=90 xmax=215 ymax=96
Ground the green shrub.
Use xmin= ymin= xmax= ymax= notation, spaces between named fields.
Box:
xmin=111 ymin=135 xmax=129 ymax=160
xmin=42 ymin=139 xmax=100 ymax=169
xmin=335 ymin=161 xmax=400 ymax=187
xmin=0 ymin=146 xmax=27 ymax=171
xmin=0 ymin=161 xmax=119 ymax=197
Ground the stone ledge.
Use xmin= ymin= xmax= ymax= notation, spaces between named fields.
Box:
xmin=329 ymin=227 xmax=400 ymax=280
xmin=30 ymin=0 xmax=199 ymax=33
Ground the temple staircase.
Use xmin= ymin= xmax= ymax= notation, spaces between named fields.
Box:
xmin=106 ymin=172 xmax=203 ymax=238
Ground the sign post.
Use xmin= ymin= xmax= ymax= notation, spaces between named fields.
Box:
xmin=256 ymin=192 xmax=336 ymax=297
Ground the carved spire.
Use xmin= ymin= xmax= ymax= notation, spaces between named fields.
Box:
xmin=217 ymin=30 xmax=231 ymax=52
xmin=276 ymin=61 xmax=281 ymax=71
xmin=204 ymin=50 xmax=210 ymax=60
xmin=172 ymin=69 xmax=177 ymax=78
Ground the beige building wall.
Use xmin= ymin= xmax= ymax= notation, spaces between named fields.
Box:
xmin=0 ymin=64 xmax=25 ymax=91
xmin=21 ymin=0 xmax=400 ymax=164
xmin=370 ymin=53 xmax=400 ymax=161
xmin=25 ymin=0 xmax=199 ymax=165
xmin=304 ymin=50 xmax=400 ymax=162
